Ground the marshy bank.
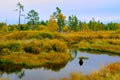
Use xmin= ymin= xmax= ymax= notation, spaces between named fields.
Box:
xmin=0 ymin=31 xmax=120 ymax=80
xmin=0 ymin=31 xmax=120 ymax=54
xmin=0 ymin=50 xmax=120 ymax=80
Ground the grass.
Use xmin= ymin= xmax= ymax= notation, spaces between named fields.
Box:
xmin=55 ymin=62 xmax=120 ymax=80
xmin=0 ymin=78 xmax=9 ymax=80
xmin=0 ymin=39 xmax=67 ymax=55
xmin=0 ymin=30 xmax=120 ymax=80
xmin=0 ymin=30 xmax=120 ymax=67
xmin=77 ymin=39 xmax=120 ymax=54
xmin=0 ymin=52 xmax=72 ymax=68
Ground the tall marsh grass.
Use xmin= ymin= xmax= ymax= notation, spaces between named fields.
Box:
xmin=0 ymin=30 xmax=120 ymax=67
xmin=55 ymin=62 xmax=120 ymax=80
xmin=0 ymin=39 xmax=67 ymax=54
xmin=0 ymin=30 xmax=120 ymax=54
xmin=0 ymin=52 xmax=72 ymax=67
xmin=23 ymin=39 xmax=67 ymax=54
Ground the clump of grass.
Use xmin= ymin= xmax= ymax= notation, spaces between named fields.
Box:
xmin=23 ymin=39 xmax=68 ymax=54
xmin=55 ymin=62 xmax=120 ymax=80
xmin=23 ymin=40 xmax=41 ymax=54
xmin=0 ymin=52 xmax=72 ymax=68
xmin=88 ymin=62 xmax=120 ymax=80
xmin=1 ymin=31 xmax=56 ymax=40
xmin=77 ymin=39 xmax=120 ymax=55
xmin=0 ymin=39 xmax=68 ymax=54
xmin=0 ymin=48 xmax=11 ymax=55
xmin=0 ymin=41 xmax=22 ymax=55
xmin=28 ymin=31 xmax=54 ymax=39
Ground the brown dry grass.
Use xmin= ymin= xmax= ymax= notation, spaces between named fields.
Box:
xmin=57 ymin=62 xmax=120 ymax=80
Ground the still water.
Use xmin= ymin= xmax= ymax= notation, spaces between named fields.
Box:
xmin=0 ymin=50 xmax=120 ymax=80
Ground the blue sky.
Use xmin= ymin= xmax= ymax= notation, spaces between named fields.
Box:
xmin=0 ymin=0 xmax=120 ymax=24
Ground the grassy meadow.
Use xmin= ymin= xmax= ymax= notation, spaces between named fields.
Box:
xmin=0 ymin=30 xmax=120 ymax=66
xmin=0 ymin=21 xmax=120 ymax=80
xmin=0 ymin=30 xmax=120 ymax=80
xmin=0 ymin=2 xmax=120 ymax=80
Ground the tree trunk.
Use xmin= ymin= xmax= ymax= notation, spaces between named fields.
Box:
xmin=18 ymin=10 xmax=21 ymax=30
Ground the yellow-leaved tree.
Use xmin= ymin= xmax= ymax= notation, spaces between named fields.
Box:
xmin=57 ymin=13 xmax=66 ymax=32
xmin=53 ymin=7 xmax=66 ymax=32
xmin=47 ymin=15 xmax=59 ymax=32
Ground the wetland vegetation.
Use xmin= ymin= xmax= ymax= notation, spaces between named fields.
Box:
xmin=0 ymin=3 xmax=120 ymax=80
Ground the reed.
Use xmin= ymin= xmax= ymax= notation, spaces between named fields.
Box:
xmin=58 ymin=62 xmax=120 ymax=80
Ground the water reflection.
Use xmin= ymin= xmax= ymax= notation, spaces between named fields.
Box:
xmin=79 ymin=59 xmax=83 ymax=66
xmin=0 ymin=64 xmax=25 ymax=79
xmin=0 ymin=59 xmax=70 ymax=79
xmin=69 ymin=49 xmax=77 ymax=59
xmin=17 ymin=70 xmax=25 ymax=79
xmin=1 ymin=50 xmax=120 ymax=80
xmin=0 ymin=64 xmax=23 ymax=73
xmin=43 ymin=61 xmax=68 ymax=71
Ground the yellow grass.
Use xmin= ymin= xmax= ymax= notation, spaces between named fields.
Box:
xmin=0 ymin=52 xmax=72 ymax=67
xmin=56 ymin=62 xmax=120 ymax=80
xmin=0 ymin=30 xmax=120 ymax=67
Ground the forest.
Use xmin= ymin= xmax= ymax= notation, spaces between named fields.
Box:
xmin=0 ymin=2 xmax=120 ymax=80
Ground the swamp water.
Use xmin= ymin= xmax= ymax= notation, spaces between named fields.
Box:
xmin=0 ymin=50 xmax=120 ymax=80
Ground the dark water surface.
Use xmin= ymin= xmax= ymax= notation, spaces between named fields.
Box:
xmin=0 ymin=51 xmax=120 ymax=80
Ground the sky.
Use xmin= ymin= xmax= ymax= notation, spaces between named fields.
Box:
xmin=0 ymin=0 xmax=120 ymax=24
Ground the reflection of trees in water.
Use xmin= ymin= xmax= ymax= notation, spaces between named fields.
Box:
xmin=0 ymin=72 xmax=2 ymax=77
xmin=0 ymin=64 xmax=23 ymax=73
xmin=43 ymin=61 xmax=68 ymax=72
xmin=17 ymin=70 xmax=25 ymax=79
xmin=0 ymin=62 xmax=69 ymax=79
xmin=69 ymin=49 xmax=85 ymax=66
xmin=0 ymin=58 xmax=70 ymax=78
xmin=0 ymin=51 xmax=73 ymax=79
xmin=0 ymin=64 xmax=25 ymax=79
xmin=69 ymin=49 xmax=78 ymax=59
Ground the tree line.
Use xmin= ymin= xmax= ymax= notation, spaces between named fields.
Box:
xmin=0 ymin=2 xmax=120 ymax=32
